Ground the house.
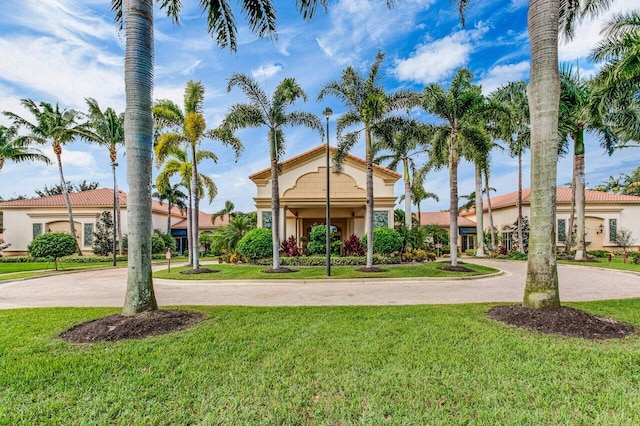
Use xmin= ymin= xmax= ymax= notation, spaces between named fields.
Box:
xmin=170 ymin=210 xmax=231 ymax=254
xmin=417 ymin=211 xmax=479 ymax=251
xmin=460 ymin=187 xmax=640 ymax=252
xmin=0 ymin=188 xmax=187 ymax=256
xmin=249 ymin=145 xmax=401 ymax=245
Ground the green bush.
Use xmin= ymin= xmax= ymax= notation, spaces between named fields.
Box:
xmin=587 ymin=250 xmax=610 ymax=258
xmin=498 ymin=251 xmax=528 ymax=261
xmin=160 ymin=233 xmax=177 ymax=252
xmin=629 ymin=252 xmax=640 ymax=264
xmin=361 ymin=227 xmax=402 ymax=255
xmin=306 ymin=224 xmax=340 ymax=256
xmin=465 ymin=249 xmax=476 ymax=257
xmin=151 ymin=233 xmax=166 ymax=254
xmin=27 ymin=232 xmax=78 ymax=270
xmin=237 ymin=228 xmax=273 ymax=260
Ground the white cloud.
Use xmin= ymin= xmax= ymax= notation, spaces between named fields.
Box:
xmin=479 ymin=61 xmax=529 ymax=94
xmin=42 ymin=147 xmax=97 ymax=171
xmin=393 ymin=25 xmax=489 ymax=85
xmin=559 ymin=0 xmax=638 ymax=61
xmin=251 ymin=63 xmax=284 ymax=80
xmin=180 ymin=60 xmax=203 ymax=76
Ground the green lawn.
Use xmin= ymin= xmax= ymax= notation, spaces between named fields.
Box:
xmin=558 ymin=256 xmax=640 ymax=273
xmin=153 ymin=262 xmax=498 ymax=280
xmin=2 ymin=301 xmax=640 ymax=424
xmin=0 ymin=261 xmax=127 ymax=280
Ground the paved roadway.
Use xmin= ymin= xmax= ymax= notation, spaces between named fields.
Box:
xmin=0 ymin=260 xmax=638 ymax=309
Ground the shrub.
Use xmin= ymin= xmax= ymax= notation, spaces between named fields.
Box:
xmin=281 ymin=235 xmax=301 ymax=257
xmin=465 ymin=249 xmax=476 ymax=257
xmin=306 ymin=224 xmax=340 ymax=256
xmin=343 ymin=234 xmax=365 ymax=257
xmin=361 ymin=227 xmax=402 ymax=255
xmin=27 ymin=232 xmax=78 ymax=270
xmin=160 ymin=233 xmax=177 ymax=252
xmin=92 ymin=211 xmax=115 ymax=256
xmin=588 ymin=250 xmax=610 ymax=258
xmin=413 ymin=249 xmax=429 ymax=262
xmin=498 ymin=251 xmax=528 ymax=261
xmin=237 ymin=228 xmax=273 ymax=260
xmin=151 ymin=233 xmax=166 ymax=254
xmin=630 ymin=252 xmax=640 ymax=264
xmin=250 ymin=255 xmax=401 ymax=266
xmin=401 ymin=251 xmax=413 ymax=262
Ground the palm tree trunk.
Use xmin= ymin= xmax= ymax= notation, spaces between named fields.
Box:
xmin=271 ymin=156 xmax=281 ymax=270
xmin=55 ymin=148 xmax=81 ymax=256
xmin=365 ymin=129 xmax=374 ymax=269
xmin=167 ymin=201 xmax=172 ymax=236
xmin=523 ymin=0 xmax=561 ymax=309
xmin=484 ymin=169 xmax=496 ymax=249
xmin=517 ymin=151 xmax=525 ymax=253
xmin=191 ymin=144 xmax=200 ymax=270
xmin=122 ymin=0 xmax=158 ymax=315
xmin=474 ymin=164 xmax=485 ymax=256
xmin=449 ymin=149 xmax=459 ymax=268
xmin=574 ymin=130 xmax=586 ymax=260
xmin=403 ymin=158 xmax=412 ymax=229
xmin=116 ymin=186 xmax=123 ymax=254
xmin=567 ymin=157 xmax=576 ymax=253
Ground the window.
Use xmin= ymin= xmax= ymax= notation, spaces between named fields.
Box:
xmin=373 ymin=211 xmax=388 ymax=228
xmin=502 ymin=231 xmax=513 ymax=252
xmin=84 ymin=223 xmax=94 ymax=247
xmin=609 ymin=219 xmax=617 ymax=243
xmin=32 ymin=223 xmax=43 ymax=239
xmin=557 ymin=219 xmax=566 ymax=243
xmin=262 ymin=211 xmax=272 ymax=230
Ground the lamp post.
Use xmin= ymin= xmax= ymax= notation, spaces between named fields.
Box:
xmin=112 ymin=161 xmax=118 ymax=266
xmin=323 ymin=107 xmax=333 ymax=276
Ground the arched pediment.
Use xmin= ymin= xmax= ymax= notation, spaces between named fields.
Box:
xmin=283 ymin=167 xmax=365 ymax=199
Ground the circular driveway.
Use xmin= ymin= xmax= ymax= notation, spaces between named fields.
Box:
xmin=0 ymin=260 xmax=638 ymax=309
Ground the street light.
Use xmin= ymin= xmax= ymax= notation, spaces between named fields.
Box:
xmin=112 ymin=162 xmax=118 ymax=266
xmin=323 ymin=107 xmax=333 ymax=276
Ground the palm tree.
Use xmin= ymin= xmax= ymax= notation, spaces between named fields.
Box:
xmin=212 ymin=200 xmax=237 ymax=224
xmin=211 ymin=214 xmax=255 ymax=253
xmin=0 ymin=125 xmax=50 ymax=171
xmin=153 ymin=182 xmax=188 ymax=235
xmin=154 ymin=80 xmax=243 ymax=271
xmin=559 ymin=65 xmax=618 ymax=261
xmin=79 ymin=98 xmax=125 ymax=253
xmin=408 ymin=178 xmax=440 ymax=223
xmin=222 ymin=73 xmax=322 ymax=271
xmin=4 ymin=100 xmax=85 ymax=255
xmin=155 ymin=145 xmax=220 ymax=266
xmin=492 ymin=81 xmax=530 ymax=254
xmin=318 ymin=52 xmax=414 ymax=270
xmin=374 ymin=118 xmax=432 ymax=230
xmin=113 ymin=0 xmax=321 ymax=314
xmin=420 ymin=68 xmax=489 ymax=267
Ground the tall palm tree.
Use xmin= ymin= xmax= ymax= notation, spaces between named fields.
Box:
xmin=373 ymin=118 xmax=432 ymax=229
xmin=113 ymin=0 xmax=321 ymax=314
xmin=492 ymin=81 xmax=530 ymax=254
xmin=420 ymin=68 xmax=489 ymax=267
xmin=559 ymin=65 xmax=618 ymax=261
xmin=80 ymin=98 xmax=125 ymax=253
xmin=0 ymin=125 xmax=51 ymax=170
xmin=4 ymin=100 xmax=85 ymax=255
xmin=212 ymin=200 xmax=237 ymax=223
xmin=408 ymin=176 xmax=440 ymax=222
xmin=155 ymin=144 xmax=220 ymax=267
xmin=318 ymin=52 xmax=414 ymax=270
xmin=222 ymin=74 xmax=322 ymax=271
xmin=154 ymin=80 xmax=243 ymax=271
xmin=153 ymin=182 xmax=188 ymax=235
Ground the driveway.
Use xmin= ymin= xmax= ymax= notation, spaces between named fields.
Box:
xmin=0 ymin=260 xmax=638 ymax=309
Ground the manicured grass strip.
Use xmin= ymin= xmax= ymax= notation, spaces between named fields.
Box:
xmin=558 ymin=257 xmax=640 ymax=273
xmin=0 ymin=262 xmax=128 ymax=281
xmin=153 ymin=262 xmax=498 ymax=280
xmin=1 ymin=301 xmax=640 ymax=424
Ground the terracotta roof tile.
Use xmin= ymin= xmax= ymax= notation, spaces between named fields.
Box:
xmin=417 ymin=212 xmax=476 ymax=227
xmin=172 ymin=212 xmax=230 ymax=229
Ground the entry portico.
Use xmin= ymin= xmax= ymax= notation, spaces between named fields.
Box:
xmin=249 ymin=145 xmax=401 ymax=244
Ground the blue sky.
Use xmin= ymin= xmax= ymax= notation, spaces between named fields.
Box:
xmin=0 ymin=0 xmax=637 ymax=213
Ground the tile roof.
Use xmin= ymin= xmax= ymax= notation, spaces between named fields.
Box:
xmin=417 ymin=211 xmax=476 ymax=227
xmin=467 ymin=187 xmax=640 ymax=213
xmin=172 ymin=212 xmax=231 ymax=229
xmin=249 ymin=144 xmax=402 ymax=180
xmin=0 ymin=188 xmax=187 ymax=217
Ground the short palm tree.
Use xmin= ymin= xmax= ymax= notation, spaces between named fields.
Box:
xmin=79 ymin=98 xmax=125 ymax=253
xmin=154 ymin=80 xmax=242 ymax=270
xmin=0 ymin=125 xmax=50 ymax=171
xmin=221 ymin=73 xmax=322 ymax=271
xmin=153 ymin=182 xmax=188 ymax=236
xmin=211 ymin=214 xmax=255 ymax=253
xmin=373 ymin=118 xmax=432 ymax=230
xmin=4 ymin=100 xmax=85 ymax=255
xmin=420 ymin=68 xmax=489 ymax=267
xmin=318 ymin=52 xmax=414 ymax=270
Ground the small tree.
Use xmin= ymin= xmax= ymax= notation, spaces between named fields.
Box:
xmin=151 ymin=233 xmax=166 ymax=254
xmin=92 ymin=211 xmax=114 ymax=256
xmin=28 ymin=232 xmax=77 ymax=270
xmin=614 ymin=228 xmax=636 ymax=254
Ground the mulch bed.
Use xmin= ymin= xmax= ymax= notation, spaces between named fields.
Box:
xmin=262 ymin=267 xmax=297 ymax=273
xmin=356 ymin=267 xmax=387 ymax=273
xmin=60 ymin=310 xmax=205 ymax=343
xmin=180 ymin=268 xmax=219 ymax=275
xmin=438 ymin=265 xmax=475 ymax=272
xmin=489 ymin=305 xmax=637 ymax=339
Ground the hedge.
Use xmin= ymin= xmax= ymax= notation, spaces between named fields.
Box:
xmin=250 ymin=255 xmax=401 ymax=266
